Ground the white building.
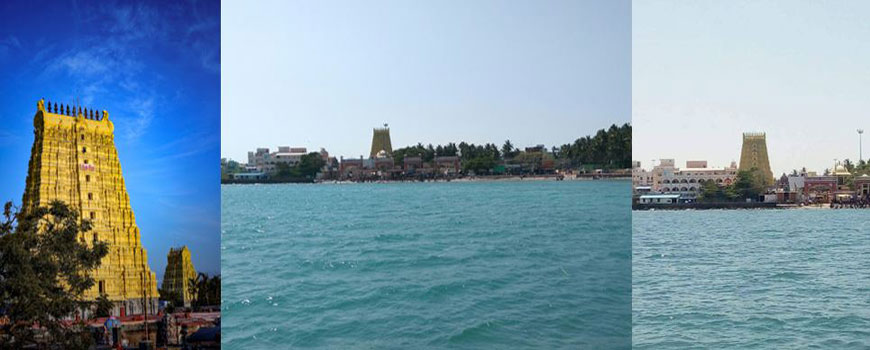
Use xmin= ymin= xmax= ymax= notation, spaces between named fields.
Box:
xmin=634 ymin=159 xmax=739 ymax=195
xmin=638 ymin=194 xmax=681 ymax=204
xmin=247 ymin=146 xmax=308 ymax=173
xmin=632 ymin=161 xmax=653 ymax=189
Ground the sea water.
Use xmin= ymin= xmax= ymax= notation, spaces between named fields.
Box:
xmin=633 ymin=209 xmax=870 ymax=349
xmin=222 ymin=180 xmax=630 ymax=349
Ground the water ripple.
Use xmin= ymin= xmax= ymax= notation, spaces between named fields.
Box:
xmin=634 ymin=209 xmax=870 ymax=349
xmin=223 ymin=181 xmax=631 ymax=349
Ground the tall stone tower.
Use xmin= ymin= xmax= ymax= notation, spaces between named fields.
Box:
xmin=370 ymin=124 xmax=393 ymax=158
xmin=738 ymin=132 xmax=774 ymax=187
xmin=22 ymin=99 xmax=158 ymax=316
xmin=162 ymin=246 xmax=197 ymax=307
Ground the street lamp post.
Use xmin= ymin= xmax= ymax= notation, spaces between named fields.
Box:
xmin=859 ymin=129 xmax=864 ymax=163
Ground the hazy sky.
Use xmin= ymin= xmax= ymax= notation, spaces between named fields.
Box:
xmin=0 ymin=0 xmax=220 ymax=281
xmin=633 ymin=0 xmax=870 ymax=175
xmin=222 ymin=0 xmax=630 ymax=161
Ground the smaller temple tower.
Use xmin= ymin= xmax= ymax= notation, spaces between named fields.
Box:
xmin=370 ymin=124 xmax=393 ymax=158
xmin=739 ymin=132 xmax=774 ymax=187
xmin=162 ymin=246 xmax=197 ymax=307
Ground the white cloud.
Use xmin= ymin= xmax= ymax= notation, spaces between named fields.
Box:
xmin=124 ymin=98 xmax=155 ymax=141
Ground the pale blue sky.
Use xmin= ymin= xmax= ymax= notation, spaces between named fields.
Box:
xmin=221 ymin=0 xmax=630 ymax=161
xmin=634 ymin=0 xmax=870 ymax=175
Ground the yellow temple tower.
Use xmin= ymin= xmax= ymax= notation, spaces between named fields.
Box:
xmin=22 ymin=99 xmax=158 ymax=316
xmin=370 ymin=124 xmax=393 ymax=158
xmin=738 ymin=132 xmax=774 ymax=188
xmin=162 ymin=246 xmax=197 ymax=307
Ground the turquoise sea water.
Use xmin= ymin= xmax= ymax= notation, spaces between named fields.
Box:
xmin=633 ymin=209 xmax=870 ymax=349
xmin=222 ymin=180 xmax=630 ymax=349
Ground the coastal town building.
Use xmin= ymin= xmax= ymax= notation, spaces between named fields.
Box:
xmin=638 ymin=194 xmax=681 ymax=204
xmin=339 ymin=156 xmax=365 ymax=179
xmin=804 ymin=176 xmax=837 ymax=203
xmin=372 ymin=156 xmax=395 ymax=172
xmin=435 ymin=156 xmax=461 ymax=174
xmin=23 ymin=99 xmax=158 ymax=316
xmin=739 ymin=132 xmax=774 ymax=187
xmin=632 ymin=161 xmax=653 ymax=189
xmin=247 ymin=146 xmax=308 ymax=173
xmin=634 ymin=159 xmax=738 ymax=195
xmin=856 ymin=175 xmax=870 ymax=196
xmin=162 ymin=246 xmax=197 ymax=307
xmin=832 ymin=162 xmax=857 ymax=201
xmin=403 ymin=156 xmax=423 ymax=172
xmin=775 ymin=173 xmax=802 ymax=204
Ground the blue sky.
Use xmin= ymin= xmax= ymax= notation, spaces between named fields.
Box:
xmin=0 ymin=0 xmax=220 ymax=281
xmin=634 ymin=0 xmax=870 ymax=175
xmin=221 ymin=0 xmax=630 ymax=161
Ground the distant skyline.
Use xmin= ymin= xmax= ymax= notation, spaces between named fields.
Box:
xmin=0 ymin=1 xmax=220 ymax=281
xmin=221 ymin=0 xmax=630 ymax=161
xmin=633 ymin=1 xmax=869 ymax=175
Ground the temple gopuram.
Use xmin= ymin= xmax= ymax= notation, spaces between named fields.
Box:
xmin=22 ymin=99 xmax=158 ymax=316
xmin=369 ymin=124 xmax=393 ymax=158
xmin=738 ymin=132 xmax=774 ymax=187
xmin=162 ymin=246 xmax=197 ymax=307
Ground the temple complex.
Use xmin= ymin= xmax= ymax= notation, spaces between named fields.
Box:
xmin=162 ymin=246 xmax=197 ymax=307
xmin=738 ymin=132 xmax=774 ymax=187
xmin=22 ymin=99 xmax=158 ymax=316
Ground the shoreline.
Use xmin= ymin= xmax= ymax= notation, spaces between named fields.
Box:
xmin=632 ymin=203 xmax=868 ymax=211
xmin=221 ymin=174 xmax=630 ymax=185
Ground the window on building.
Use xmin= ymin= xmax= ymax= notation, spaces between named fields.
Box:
xmin=98 ymin=281 xmax=105 ymax=294
xmin=86 ymin=175 xmax=90 ymax=182
xmin=81 ymin=135 xmax=84 ymax=141
xmin=93 ymin=233 xmax=98 ymax=243
xmin=82 ymin=147 xmax=87 ymax=153
xmin=84 ymin=159 xmax=88 ymax=164
xmin=90 ymin=212 xmax=95 ymax=220
xmin=88 ymin=193 xmax=93 ymax=200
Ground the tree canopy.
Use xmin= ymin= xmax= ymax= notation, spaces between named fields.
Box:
xmin=275 ymin=152 xmax=327 ymax=180
xmin=698 ymin=168 xmax=766 ymax=202
xmin=189 ymin=273 xmax=220 ymax=309
xmin=0 ymin=201 xmax=109 ymax=350
xmin=556 ymin=123 xmax=632 ymax=169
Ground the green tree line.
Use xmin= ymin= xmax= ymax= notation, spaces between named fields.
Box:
xmin=556 ymin=123 xmax=632 ymax=169
xmin=391 ymin=123 xmax=632 ymax=172
xmin=274 ymin=152 xmax=326 ymax=180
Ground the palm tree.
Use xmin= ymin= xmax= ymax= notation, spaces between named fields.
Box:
xmin=188 ymin=273 xmax=221 ymax=309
